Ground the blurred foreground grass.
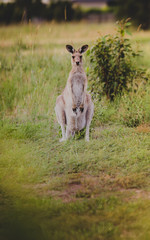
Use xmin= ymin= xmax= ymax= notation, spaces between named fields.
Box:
xmin=0 ymin=22 xmax=150 ymax=240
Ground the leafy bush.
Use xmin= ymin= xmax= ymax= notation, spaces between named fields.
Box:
xmin=88 ymin=19 xmax=148 ymax=101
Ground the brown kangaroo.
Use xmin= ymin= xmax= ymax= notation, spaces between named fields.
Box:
xmin=55 ymin=44 xmax=94 ymax=142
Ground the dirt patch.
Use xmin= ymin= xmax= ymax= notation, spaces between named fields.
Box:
xmin=133 ymin=189 xmax=150 ymax=199
xmin=50 ymin=183 xmax=83 ymax=203
xmin=135 ymin=124 xmax=150 ymax=133
xmin=29 ymin=174 xmax=150 ymax=203
xmin=119 ymin=189 xmax=150 ymax=201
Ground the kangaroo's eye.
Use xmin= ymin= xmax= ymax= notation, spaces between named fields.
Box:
xmin=72 ymin=56 xmax=75 ymax=59
xmin=80 ymin=56 xmax=82 ymax=59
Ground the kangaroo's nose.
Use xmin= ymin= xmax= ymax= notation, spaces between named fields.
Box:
xmin=76 ymin=62 xmax=79 ymax=66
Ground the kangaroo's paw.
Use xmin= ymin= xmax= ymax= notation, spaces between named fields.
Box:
xmin=80 ymin=107 xmax=84 ymax=113
xmin=79 ymin=104 xmax=84 ymax=113
xmin=72 ymin=107 xmax=77 ymax=114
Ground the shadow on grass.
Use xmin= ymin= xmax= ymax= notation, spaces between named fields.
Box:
xmin=0 ymin=188 xmax=45 ymax=240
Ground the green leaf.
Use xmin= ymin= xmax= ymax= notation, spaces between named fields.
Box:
xmin=125 ymin=22 xmax=131 ymax=27
xmin=125 ymin=29 xmax=132 ymax=36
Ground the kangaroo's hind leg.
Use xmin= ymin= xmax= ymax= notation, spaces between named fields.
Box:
xmin=85 ymin=94 xmax=94 ymax=142
xmin=65 ymin=114 xmax=76 ymax=140
xmin=55 ymin=95 xmax=66 ymax=142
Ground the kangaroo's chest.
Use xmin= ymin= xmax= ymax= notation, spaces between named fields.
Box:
xmin=71 ymin=73 xmax=85 ymax=106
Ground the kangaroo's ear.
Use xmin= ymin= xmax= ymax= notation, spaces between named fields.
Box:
xmin=66 ymin=45 xmax=75 ymax=54
xmin=79 ymin=45 xmax=89 ymax=54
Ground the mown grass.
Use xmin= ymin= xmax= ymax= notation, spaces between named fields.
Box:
xmin=0 ymin=22 xmax=150 ymax=240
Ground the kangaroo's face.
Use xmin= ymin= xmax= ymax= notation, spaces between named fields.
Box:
xmin=71 ymin=51 xmax=82 ymax=66
xmin=66 ymin=45 xmax=88 ymax=67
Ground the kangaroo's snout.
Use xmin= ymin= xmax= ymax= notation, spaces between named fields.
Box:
xmin=76 ymin=62 xmax=79 ymax=66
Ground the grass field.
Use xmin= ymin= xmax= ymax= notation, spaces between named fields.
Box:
xmin=0 ymin=22 xmax=150 ymax=240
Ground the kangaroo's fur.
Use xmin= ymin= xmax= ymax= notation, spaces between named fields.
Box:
xmin=55 ymin=44 xmax=94 ymax=142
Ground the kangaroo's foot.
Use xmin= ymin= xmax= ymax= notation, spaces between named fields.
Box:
xmin=85 ymin=135 xmax=89 ymax=142
xmin=66 ymin=127 xmax=71 ymax=140
xmin=59 ymin=137 xmax=66 ymax=142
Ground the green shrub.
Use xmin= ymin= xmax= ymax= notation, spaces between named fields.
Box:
xmin=88 ymin=19 xmax=148 ymax=101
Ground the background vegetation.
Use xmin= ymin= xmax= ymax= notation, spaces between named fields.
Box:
xmin=0 ymin=22 xmax=150 ymax=239
xmin=110 ymin=0 xmax=150 ymax=29
xmin=0 ymin=0 xmax=150 ymax=30
xmin=0 ymin=0 xmax=83 ymax=23
xmin=0 ymin=0 xmax=112 ymax=24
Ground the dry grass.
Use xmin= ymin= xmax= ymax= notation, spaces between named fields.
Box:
xmin=135 ymin=124 xmax=150 ymax=133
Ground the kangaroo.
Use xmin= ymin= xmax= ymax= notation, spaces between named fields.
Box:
xmin=55 ymin=44 xmax=94 ymax=142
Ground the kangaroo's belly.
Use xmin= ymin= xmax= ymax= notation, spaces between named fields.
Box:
xmin=66 ymin=111 xmax=86 ymax=131
xmin=77 ymin=114 xmax=86 ymax=130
